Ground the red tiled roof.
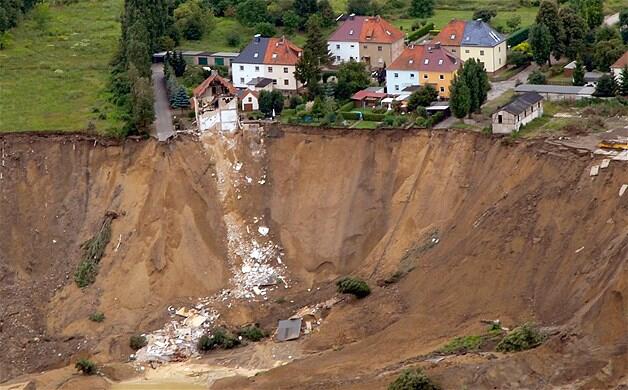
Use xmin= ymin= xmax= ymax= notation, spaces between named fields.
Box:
xmin=418 ymin=44 xmax=460 ymax=73
xmin=351 ymin=90 xmax=388 ymax=100
xmin=611 ymin=51 xmax=628 ymax=69
xmin=434 ymin=19 xmax=466 ymax=47
xmin=388 ymin=45 xmax=425 ymax=70
xmin=330 ymin=15 xmax=404 ymax=44
xmin=193 ymin=74 xmax=236 ymax=97
xmin=237 ymin=88 xmax=259 ymax=99
xmin=263 ymin=37 xmax=302 ymax=65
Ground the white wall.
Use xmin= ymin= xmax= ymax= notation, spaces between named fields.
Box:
xmin=386 ymin=69 xmax=419 ymax=94
xmin=232 ymin=63 xmax=261 ymax=88
xmin=328 ymin=41 xmax=360 ymax=64
xmin=492 ymin=104 xmax=543 ymax=134
xmin=232 ymin=62 xmax=299 ymax=91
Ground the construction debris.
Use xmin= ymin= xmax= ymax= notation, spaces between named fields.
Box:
xmin=276 ymin=318 xmax=302 ymax=342
xmin=590 ymin=165 xmax=600 ymax=176
xmin=600 ymin=159 xmax=610 ymax=169
xmin=620 ymin=184 xmax=627 ymax=197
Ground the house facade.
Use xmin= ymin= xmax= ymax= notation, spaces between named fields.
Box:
xmin=238 ymin=89 xmax=259 ymax=111
xmin=611 ymin=51 xmax=628 ymax=82
xmin=328 ymin=15 xmax=404 ymax=68
xmin=231 ymin=35 xmax=302 ymax=92
xmin=386 ymin=43 xmax=460 ymax=98
xmin=435 ymin=19 xmax=507 ymax=73
xmin=492 ymin=92 xmax=543 ymax=134
xmin=192 ymin=73 xmax=239 ymax=133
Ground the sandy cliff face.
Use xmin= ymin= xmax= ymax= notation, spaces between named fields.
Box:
xmin=0 ymin=129 xmax=625 ymax=389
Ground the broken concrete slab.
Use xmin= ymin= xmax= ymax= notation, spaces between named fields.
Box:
xmin=600 ymin=159 xmax=610 ymax=169
xmin=276 ymin=318 xmax=302 ymax=342
xmin=590 ymin=165 xmax=600 ymax=176
xmin=620 ymin=184 xmax=627 ymax=197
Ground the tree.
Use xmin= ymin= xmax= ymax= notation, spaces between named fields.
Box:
xmin=282 ymin=11 xmax=300 ymax=34
xmin=527 ymin=70 xmax=547 ymax=84
xmin=572 ymin=0 xmax=603 ymax=29
xmin=259 ymin=90 xmax=284 ymax=116
xmin=171 ymin=86 xmax=190 ymax=109
xmin=506 ymin=15 xmax=522 ymax=32
xmin=593 ymin=39 xmax=625 ymax=71
xmin=167 ymin=51 xmax=187 ymax=77
xmin=594 ymin=74 xmax=616 ymax=97
xmin=32 ymin=3 xmax=51 ymax=33
xmin=449 ymin=75 xmax=471 ymax=119
xmin=304 ymin=15 xmax=332 ymax=66
xmin=458 ymin=58 xmax=490 ymax=114
xmin=407 ymin=85 xmax=438 ymax=111
xmin=473 ymin=9 xmax=497 ymax=23
xmin=317 ymin=0 xmax=336 ymax=28
xmin=618 ymin=66 xmax=628 ymax=96
xmin=409 ymin=0 xmax=435 ymax=18
xmin=559 ymin=6 xmax=587 ymax=60
xmin=130 ymin=71 xmax=155 ymax=133
xmin=295 ymin=49 xmax=322 ymax=98
xmin=536 ymin=0 xmax=563 ymax=62
xmin=620 ymin=9 xmax=628 ymax=44
xmin=572 ymin=60 xmax=585 ymax=86
xmin=347 ymin=0 xmax=372 ymax=15
xmin=529 ymin=23 xmax=552 ymax=65
xmin=255 ymin=22 xmax=276 ymax=37
xmin=335 ymin=60 xmax=371 ymax=100
xmin=294 ymin=0 xmax=317 ymax=19
xmin=236 ymin=0 xmax=269 ymax=25
xmin=595 ymin=26 xmax=620 ymax=42
xmin=174 ymin=0 xmax=213 ymax=41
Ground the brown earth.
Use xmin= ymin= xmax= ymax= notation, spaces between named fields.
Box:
xmin=0 ymin=128 xmax=626 ymax=389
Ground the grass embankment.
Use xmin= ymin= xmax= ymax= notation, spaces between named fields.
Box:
xmin=0 ymin=0 xmax=124 ymax=133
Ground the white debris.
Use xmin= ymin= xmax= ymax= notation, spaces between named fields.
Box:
xmin=246 ymin=176 xmax=253 ymax=184
xmin=620 ymin=184 xmax=627 ymax=197
xmin=258 ymin=226 xmax=269 ymax=236
xmin=590 ymin=165 xmax=600 ymax=176
xmin=575 ymin=246 xmax=585 ymax=253
xmin=233 ymin=161 xmax=243 ymax=172
xmin=600 ymin=159 xmax=610 ymax=169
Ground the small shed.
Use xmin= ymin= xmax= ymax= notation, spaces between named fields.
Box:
xmin=514 ymin=84 xmax=595 ymax=101
xmin=210 ymin=52 xmax=240 ymax=67
xmin=563 ymin=60 xmax=577 ymax=77
xmin=276 ymin=318 xmax=302 ymax=342
xmin=351 ymin=89 xmax=388 ymax=108
xmin=238 ymin=89 xmax=259 ymax=111
xmin=426 ymin=101 xmax=451 ymax=117
xmin=492 ymin=92 xmax=543 ymax=134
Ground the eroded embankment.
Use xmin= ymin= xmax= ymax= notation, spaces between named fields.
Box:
xmin=0 ymin=129 xmax=626 ymax=389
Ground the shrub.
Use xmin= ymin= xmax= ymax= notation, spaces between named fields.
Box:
xmin=238 ymin=325 xmax=265 ymax=342
xmin=407 ymin=23 xmax=435 ymax=42
xmin=496 ymin=323 xmax=545 ymax=352
xmin=336 ymin=277 xmax=371 ymax=298
xmin=289 ymin=95 xmax=303 ymax=108
xmin=363 ymin=112 xmax=386 ymax=121
xmin=89 ymin=312 xmax=105 ymax=323
xmin=129 ymin=335 xmax=147 ymax=350
xmin=388 ymin=368 xmax=440 ymax=390
xmin=527 ymin=70 xmax=546 ymax=85
xmin=198 ymin=328 xmax=241 ymax=352
xmin=226 ymin=31 xmax=241 ymax=47
xmin=74 ymin=213 xmax=116 ymax=288
xmin=340 ymin=111 xmax=361 ymax=120
xmin=75 ymin=359 xmax=97 ymax=375
xmin=339 ymin=101 xmax=355 ymax=112
xmin=438 ymin=335 xmax=482 ymax=354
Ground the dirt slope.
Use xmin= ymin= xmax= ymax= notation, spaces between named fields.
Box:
xmin=0 ymin=129 xmax=626 ymax=388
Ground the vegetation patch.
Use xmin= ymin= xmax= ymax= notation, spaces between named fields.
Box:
xmin=197 ymin=328 xmax=241 ymax=351
xmin=438 ymin=335 xmax=483 ymax=354
xmin=336 ymin=276 xmax=371 ymax=298
xmin=237 ymin=325 xmax=266 ymax=342
xmin=129 ymin=335 xmax=148 ymax=350
xmin=74 ymin=212 xmax=117 ymax=288
xmin=75 ymin=358 xmax=97 ymax=375
xmin=388 ymin=368 xmax=441 ymax=390
xmin=89 ymin=312 xmax=105 ymax=323
xmin=496 ymin=323 xmax=545 ymax=352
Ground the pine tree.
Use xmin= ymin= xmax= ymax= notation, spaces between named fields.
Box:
xmin=529 ymin=23 xmax=551 ymax=66
xmin=295 ymin=49 xmax=322 ymax=98
xmin=317 ymin=0 xmax=335 ymax=28
xmin=304 ymin=15 xmax=332 ymax=66
xmin=536 ymin=0 xmax=563 ymax=62
xmin=618 ymin=66 xmax=628 ymax=96
xmin=572 ymin=60 xmax=585 ymax=86
xmin=171 ymin=86 xmax=190 ymax=108
xmin=594 ymin=74 xmax=616 ymax=97
xmin=409 ymin=0 xmax=435 ymax=18
xmin=450 ymin=75 xmax=471 ymax=119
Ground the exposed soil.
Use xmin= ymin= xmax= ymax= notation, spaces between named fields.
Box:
xmin=0 ymin=127 xmax=626 ymax=389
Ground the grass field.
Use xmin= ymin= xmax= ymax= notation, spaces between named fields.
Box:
xmin=0 ymin=0 xmax=123 ymax=132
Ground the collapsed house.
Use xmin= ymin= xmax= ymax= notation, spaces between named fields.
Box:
xmin=192 ymin=73 xmax=240 ymax=133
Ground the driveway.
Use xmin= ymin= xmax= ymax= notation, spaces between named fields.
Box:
xmin=486 ymin=64 xmax=536 ymax=103
xmin=151 ymin=63 xmax=175 ymax=142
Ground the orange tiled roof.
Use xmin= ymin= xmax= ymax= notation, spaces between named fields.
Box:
xmin=434 ymin=19 xmax=466 ymax=47
xmin=193 ymin=74 xmax=236 ymax=97
xmin=388 ymin=45 xmax=426 ymax=70
xmin=263 ymin=37 xmax=302 ymax=65
xmin=360 ymin=16 xmax=404 ymax=44
xmin=611 ymin=51 xmax=628 ymax=69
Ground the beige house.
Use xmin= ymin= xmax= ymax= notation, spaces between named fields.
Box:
xmin=492 ymin=92 xmax=543 ymax=134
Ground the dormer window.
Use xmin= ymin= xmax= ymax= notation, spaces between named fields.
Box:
xmin=254 ymin=52 xmax=259 ymax=58
xmin=450 ymin=34 xmax=455 ymax=39
xmin=272 ymin=53 xmax=278 ymax=59
xmin=409 ymin=59 xmax=414 ymax=64
xmin=438 ymin=59 xmax=443 ymax=65
xmin=349 ymin=29 xmax=354 ymax=35
xmin=424 ymin=59 xmax=429 ymax=64
xmin=386 ymin=30 xmax=391 ymax=35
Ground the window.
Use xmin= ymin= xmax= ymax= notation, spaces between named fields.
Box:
xmin=423 ymin=74 xmax=428 ymax=79
xmin=273 ymin=79 xmax=278 ymax=85
xmin=499 ymin=58 xmax=502 ymax=64
xmin=349 ymin=29 xmax=354 ymax=35
xmin=450 ymin=34 xmax=456 ymax=40
xmin=272 ymin=53 xmax=277 ymax=59
xmin=480 ymin=50 xmax=485 ymax=56
xmin=350 ymin=44 xmax=355 ymax=48
xmin=498 ymin=115 xmax=503 ymax=124
xmin=336 ymin=44 xmax=340 ymax=49
xmin=284 ymin=79 xmax=289 ymax=86
xmin=254 ymin=52 xmax=259 ymax=58
xmin=239 ymin=65 xmax=244 ymax=71
xmin=439 ymin=74 xmax=444 ymax=80
xmin=378 ymin=46 xmax=382 ymax=51
xmin=268 ymin=67 xmax=273 ymax=73
xmin=465 ymin=49 xmax=470 ymax=54
xmin=438 ymin=59 xmax=443 ymax=65
xmin=255 ymin=66 xmax=260 ymax=71
xmin=198 ymin=57 xmax=208 ymax=65
xmin=440 ymin=86 xmax=445 ymax=92
xmin=424 ymin=59 xmax=429 ymax=64
xmin=283 ymin=67 xmax=288 ymax=73
xmin=336 ymin=56 xmax=341 ymax=61
xmin=240 ymin=77 xmax=245 ymax=83
xmin=395 ymin=85 xmax=399 ymax=91
xmin=452 ymin=49 xmax=456 ymax=53
xmin=364 ymin=45 xmax=367 ymax=49
xmin=394 ymin=73 xmax=399 ymax=78
xmin=248 ymin=97 xmax=252 ymax=102
xmin=499 ymin=46 xmax=501 ymax=52
xmin=538 ymin=102 xmax=541 ymax=108
xmin=410 ymin=73 xmax=415 ymax=78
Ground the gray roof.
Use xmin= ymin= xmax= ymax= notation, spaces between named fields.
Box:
xmin=498 ymin=92 xmax=543 ymax=115
xmin=234 ymin=36 xmax=270 ymax=64
xmin=182 ymin=50 xmax=211 ymax=56
xmin=276 ymin=318 xmax=302 ymax=341
xmin=211 ymin=52 xmax=240 ymax=57
xmin=584 ymin=71 xmax=605 ymax=82
xmin=426 ymin=101 xmax=450 ymax=110
xmin=461 ymin=20 xmax=504 ymax=47
xmin=247 ymin=77 xmax=274 ymax=87
xmin=515 ymin=84 xmax=596 ymax=95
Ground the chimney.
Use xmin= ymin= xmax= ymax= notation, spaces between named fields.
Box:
xmin=254 ymin=33 xmax=261 ymax=43
xmin=376 ymin=15 xmax=381 ymax=21
xmin=349 ymin=13 xmax=355 ymax=20
xmin=434 ymin=42 xmax=441 ymax=49
xmin=409 ymin=43 xmax=415 ymax=49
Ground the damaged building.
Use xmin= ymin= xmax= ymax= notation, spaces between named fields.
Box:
xmin=192 ymin=73 xmax=240 ymax=133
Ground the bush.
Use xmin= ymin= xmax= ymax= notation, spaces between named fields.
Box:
xmin=340 ymin=111 xmax=361 ymax=120
xmin=388 ymin=368 xmax=440 ymax=390
xmin=75 ymin=359 xmax=97 ymax=375
xmin=527 ymin=70 xmax=546 ymax=85
xmin=496 ymin=323 xmax=545 ymax=352
xmin=288 ymin=95 xmax=303 ymax=108
xmin=89 ymin=312 xmax=105 ymax=323
xmin=238 ymin=325 xmax=265 ymax=342
xmin=407 ymin=23 xmax=435 ymax=42
xmin=339 ymin=102 xmax=355 ymax=112
xmin=363 ymin=112 xmax=385 ymax=121
xmin=226 ymin=31 xmax=241 ymax=47
xmin=336 ymin=277 xmax=371 ymax=298
xmin=74 ymin=213 xmax=116 ymax=288
xmin=198 ymin=328 xmax=241 ymax=351
xmin=438 ymin=335 xmax=482 ymax=354
xmin=129 ymin=335 xmax=147 ymax=350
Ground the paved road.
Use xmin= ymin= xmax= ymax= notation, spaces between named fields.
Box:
xmin=151 ymin=64 xmax=175 ymax=142
xmin=486 ymin=64 xmax=536 ymax=103
xmin=604 ymin=12 xmax=619 ymax=26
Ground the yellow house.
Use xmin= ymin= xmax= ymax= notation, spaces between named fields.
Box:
xmin=418 ymin=44 xmax=461 ymax=99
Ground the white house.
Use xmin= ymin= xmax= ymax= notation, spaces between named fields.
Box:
xmin=238 ymin=89 xmax=259 ymax=111
xmin=231 ymin=35 xmax=302 ymax=92
xmin=492 ymin=92 xmax=543 ymax=134
xmin=192 ymin=73 xmax=240 ymax=133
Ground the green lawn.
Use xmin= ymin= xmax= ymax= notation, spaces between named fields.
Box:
xmin=0 ymin=0 xmax=124 ymax=132
xmin=179 ymin=18 xmax=253 ymax=53
xmin=353 ymin=120 xmax=380 ymax=129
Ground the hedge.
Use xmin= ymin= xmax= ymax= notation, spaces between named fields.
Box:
xmin=340 ymin=111 xmax=361 ymax=120
xmin=507 ymin=27 xmax=529 ymax=47
xmin=363 ymin=112 xmax=386 ymax=121
xmin=339 ymin=102 xmax=355 ymax=112
xmin=407 ymin=22 xmax=435 ymax=42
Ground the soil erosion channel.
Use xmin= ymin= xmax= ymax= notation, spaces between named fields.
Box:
xmin=0 ymin=128 xmax=625 ymax=389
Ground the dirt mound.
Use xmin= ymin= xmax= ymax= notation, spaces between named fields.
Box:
xmin=0 ymin=129 xmax=626 ymax=388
